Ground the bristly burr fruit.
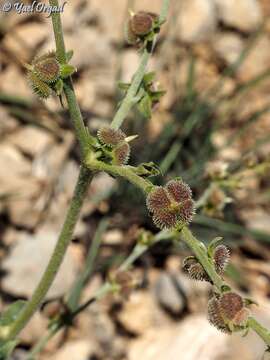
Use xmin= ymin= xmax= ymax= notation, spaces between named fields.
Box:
xmin=183 ymin=256 xmax=210 ymax=282
xmin=207 ymin=292 xmax=249 ymax=333
xmin=32 ymin=52 xmax=60 ymax=83
xmin=125 ymin=11 xmax=158 ymax=45
xmin=213 ymin=244 xmax=230 ymax=275
xmin=97 ymin=126 xmax=131 ymax=166
xmin=146 ymin=179 xmax=195 ymax=229
xmin=97 ymin=127 xmax=126 ymax=147
xmin=27 ymin=51 xmax=76 ymax=100
xmin=27 ymin=71 xmax=52 ymax=99
xmin=112 ymin=141 xmax=130 ymax=165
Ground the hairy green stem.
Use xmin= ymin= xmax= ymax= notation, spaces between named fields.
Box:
xmin=6 ymin=166 xmax=93 ymax=340
xmin=248 ymin=317 xmax=270 ymax=347
xmin=86 ymin=158 xmax=152 ymax=193
xmin=4 ymin=0 xmax=95 ymax=342
xmin=48 ymin=0 xmax=66 ymax=64
xmin=49 ymin=0 xmax=90 ymax=155
xmin=110 ymin=0 xmax=170 ymax=130
xmin=180 ymin=226 xmax=224 ymax=290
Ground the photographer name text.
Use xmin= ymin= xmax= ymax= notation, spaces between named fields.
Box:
xmin=0 ymin=1 xmax=67 ymax=16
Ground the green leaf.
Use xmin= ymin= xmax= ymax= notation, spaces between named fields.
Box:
xmin=138 ymin=94 xmax=152 ymax=118
xmin=60 ymin=64 xmax=77 ymax=79
xmin=65 ymin=50 xmax=74 ymax=62
xmin=0 ymin=301 xmax=26 ymax=327
xmin=55 ymin=78 xmax=64 ymax=96
xmin=150 ymin=90 xmax=166 ymax=102
xmin=0 ymin=340 xmax=18 ymax=359
xmin=118 ymin=82 xmax=130 ymax=91
xmin=135 ymin=162 xmax=160 ymax=177
xmin=143 ymin=72 xmax=155 ymax=85
xmin=207 ymin=236 xmax=223 ymax=258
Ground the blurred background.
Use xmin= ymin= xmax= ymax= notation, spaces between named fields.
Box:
xmin=1 ymin=0 xmax=270 ymax=359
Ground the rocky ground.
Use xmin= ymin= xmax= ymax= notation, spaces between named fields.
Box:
xmin=1 ymin=0 xmax=270 ymax=359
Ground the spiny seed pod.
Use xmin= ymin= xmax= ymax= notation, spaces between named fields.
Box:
xmin=152 ymin=209 xmax=178 ymax=229
xmin=27 ymin=71 xmax=51 ymax=99
xmin=33 ymin=54 xmax=60 ymax=83
xmin=177 ymin=199 xmax=195 ymax=224
xmin=146 ymin=186 xmax=171 ymax=213
xmin=182 ymin=256 xmax=197 ymax=273
xmin=219 ymin=292 xmax=244 ymax=321
xmin=125 ymin=11 xmax=158 ymax=45
xmin=130 ymin=11 xmax=155 ymax=36
xmin=165 ymin=180 xmax=192 ymax=203
xmin=213 ymin=245 xmax=230 ymax=274
xmin=188 ymin=263 xmax=210 ymax=282
xmin=232 ymin=307 xmax=250 ymax=326
xmin=208 ymin=297 xmax=230 ymax=333
xmin=183 ymin=256 xmax=210 ymax=282
xmin=112 ymin=141 xmax=130 ymax=165
xmin=146 ymin=180 xmax=194 ymax=229
xmin=97 ymin=126 xmax=126 ymax=147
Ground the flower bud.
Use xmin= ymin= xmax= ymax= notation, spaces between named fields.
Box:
xmin=97 ymin=126 xmax=126 ymax=147
xmin=213 ymin=245 xmax=230 ymax=274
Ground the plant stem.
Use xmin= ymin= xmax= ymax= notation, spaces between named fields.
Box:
xmin=4 ymin=0 xmax=96 ymax=341
xmin=111 ymin=50 xmax=150 ymax=130
xmin=6 ymin=166 xmax=92 ymax=340
xmin=48 ymin=0 xmax=66 ymax=64
xmin=49 ymin=0 xmax=91 ymax=155
xmin=86 ymin=158 xmax=152 ymax=193
xmin=248 ymin=317 xmax=270 ymax=347
xmin=180 ymin=226 xmax=224 ymax=290
xmin=110 ymin=0 xmax=170 ymax=130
